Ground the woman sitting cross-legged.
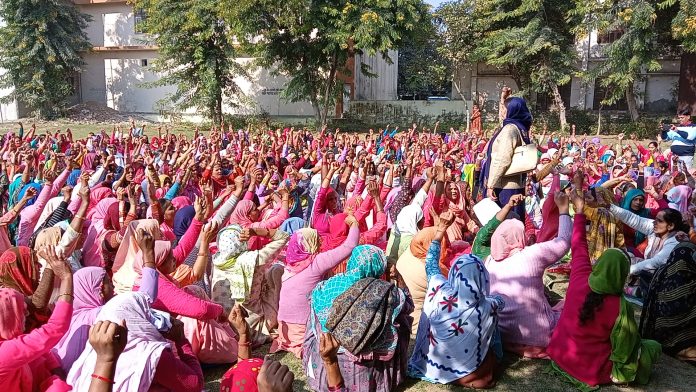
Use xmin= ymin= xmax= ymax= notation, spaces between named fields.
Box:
xmin=67 ymin=291 xmax=204 ymax=391
xmin=547 ymin=190 xmax=661 ymax=390
xmin=485 ymin=191 xmax=571 ymax=358
xmin=303 ymin=245 xmax=413 ymax=392
xmin=408 ymin=211 xmax=504 ymax=389
xmin=0 ymin=246 xmax=74 ymax=392
xmin=271 ymin=214 xmax=359 ymax=358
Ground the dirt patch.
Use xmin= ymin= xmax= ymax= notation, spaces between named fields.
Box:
xmin=62 ymin=102 xmax=150 ymax=124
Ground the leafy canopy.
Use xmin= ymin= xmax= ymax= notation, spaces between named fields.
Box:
xmin=0 ymin=0 xmax=91 ymax=119
xmin=221 ymin=0 xmax=428 ymax=124
xmin=133 ymin=0 xmax=247 ymax=123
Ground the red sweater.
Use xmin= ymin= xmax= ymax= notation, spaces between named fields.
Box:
xmin=547 ymin=214 xmax=619 ymax=387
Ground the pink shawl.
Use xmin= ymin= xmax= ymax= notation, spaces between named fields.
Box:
xmin=86 ymin=187 xmax=115 ymax=220
xmin=667 ymin=184 xmax=692 ymax=215
xmin=283 ymin=228 xmax=319 ymax=275
xmin=490 ymin=219 xmax=527 ymax=261
xmin=82 ymin=198 xmax=118 ymax=267
xmin=178 ymin=285 xmax=238 ymax=364
xmin=229 ymin=200 xmax=255 ymax=227
xmin=66 ymin=292 xmax=170 ymax=392
xmin=53 ymin=267 xmax=106 ymax=372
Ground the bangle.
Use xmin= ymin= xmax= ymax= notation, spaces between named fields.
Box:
xmin=59 ymin=293 xmax=73 ymax=300
xmin=74 ymin=215 xmax=84 ymax=220
xmin=91 ymin=374 xmax=115 ymax=384
xmin=328 ymin=382 xmax=344 ymax=391
xmin=238 ymin=340 xmax=252 ymax=347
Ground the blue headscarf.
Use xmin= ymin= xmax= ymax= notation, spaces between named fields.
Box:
xmin=67 ymin=169 xmax=81 ymax=187
xmin=502 ymin=97 xmax=533 ymax=143
xmin=18 ymin=183 xmax=42 ymax=206
xmin=621 ymin=189 xmax=650 ymax=245
xmin=280 ymin=217 xmax=305 ymax=235
xmin=173 ymin=206 xmax=195 ymax=242
xmin=311 ymin=245 xmax=387 ymax=330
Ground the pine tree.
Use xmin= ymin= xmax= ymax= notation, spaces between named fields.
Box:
xmin=136 ymin=0 xmax=246 ymax=124
xmin=0 ymin=0 xmax=91 ymax=119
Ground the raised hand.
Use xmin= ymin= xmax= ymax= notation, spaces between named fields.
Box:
xmin=228 ymin=304 xmax=250 ymax=335
xmin=257 ymin=356 xmax=295 ymax=392
xmin=320 ymin=332 xmax=341 ymax=363
xmin=89 ymin=320 xmax=128 ymax=363
xmin=38 ymin=246 xmax=71 ymax=279
xmin=135 ymin=227 xmax=155 ymax=251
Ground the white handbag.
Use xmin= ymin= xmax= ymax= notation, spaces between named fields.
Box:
xmin=504 ymin=126 xmax=538 ymax=176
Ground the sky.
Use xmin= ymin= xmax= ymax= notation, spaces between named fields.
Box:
xmin=425 ymin=0 xmax=448 ymax=8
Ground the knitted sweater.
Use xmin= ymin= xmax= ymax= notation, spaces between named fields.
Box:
xmin=485 ymin=215 xmax=572 ymax=348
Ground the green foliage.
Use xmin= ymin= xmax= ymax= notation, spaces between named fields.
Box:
xmin=397 ymin=16 xmax=452 ymax=98
xmin=659 ymin=0 xmax=696 ymax=52
xmin=436 ymin=0 xmax=579 ymax=128
xmin=0 ymin=0 xmax=91 ymax=119
xmin=134 ymin=0 xmax=246 ymax=124
xmin=221 ymin=0 xmax=429 ymax=125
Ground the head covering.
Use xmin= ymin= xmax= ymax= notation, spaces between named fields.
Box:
xmin=112 ymin=220 xmax=163 ymax=293
xmin=87 ymin=187 xmax=115 ymax=219
xmin=67 ymin=292 xmax=170 ymax=392
xmin=280 ymin=217 xmax=305 ymax=234
xmin=213 ymin=225 xmax=248 ymax=270
xmin=311 ymin=245 xmax=387 ymax=330
xmin=589 ymin=248 xmax=661 ymax=383
xmin=171 ymin=196 xmax=192 ymax=210
xmin=394 ymin=205 xmax=423 ymax=236
xmin=34 ymin=227 xmax=62 ymax=249
xmin=67 ymin=169 xmax=81 ymax=187
xmin=502 ymin=97 xmax=533 ymax=142
xmin=322 ymin=213 xmax=350 ymax=251
xmin=82 ymin=198 xmax=119 ymax=268
xmin=410 ymin=226 xmax=448 ymax=267
xmin=490 ymin=219 xmax=526 ymax=261
xmin=173 ymin=206 xmax=196 ymax=242
xmin=81 ymin=152 xmax=97 ymax=171
xmin=325 ymin=278 xmax=406 ymax=356
xmin=0 ymin=288 xmax=26 ymax=340
xmin=133 ymin=240 xmax=171 ymax=288
xmin=409 ymin=254 xmax=503 ymax=383
xmin=621 ymin=189 xmax=650 ymax=245
xmin=229 ymin=200 xmax=256 ymax=227
xmin=0 ymin=247 xmax=38 ymax=296
xmin=283 ymin=228 xmax=319 ymax=275
xmin=54 ymin=267 xmax=107 ymax=372
xmin=220 ymin=358 xmax=264 ymax=392
xmin=388 ymin=187 xmax=414 ymax=225
xmin=18 ymin=183 xmax=41 ymax=206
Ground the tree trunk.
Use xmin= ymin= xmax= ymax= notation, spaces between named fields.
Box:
xmin=550 ymin=83 xmax=568 ymax=131
xmin=625 ymin=88 xmax=639 ymax=121
xmin=312 ymin=100 xmax=322 ymax=125
xmin=320 ymin=52 xmax=339 ymax=127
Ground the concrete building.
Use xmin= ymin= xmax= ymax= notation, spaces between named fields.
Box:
xmin=451 ymin=30 xmax=696 ymax=115
xmin=73 ymin=0 xmax=397 ymax=121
